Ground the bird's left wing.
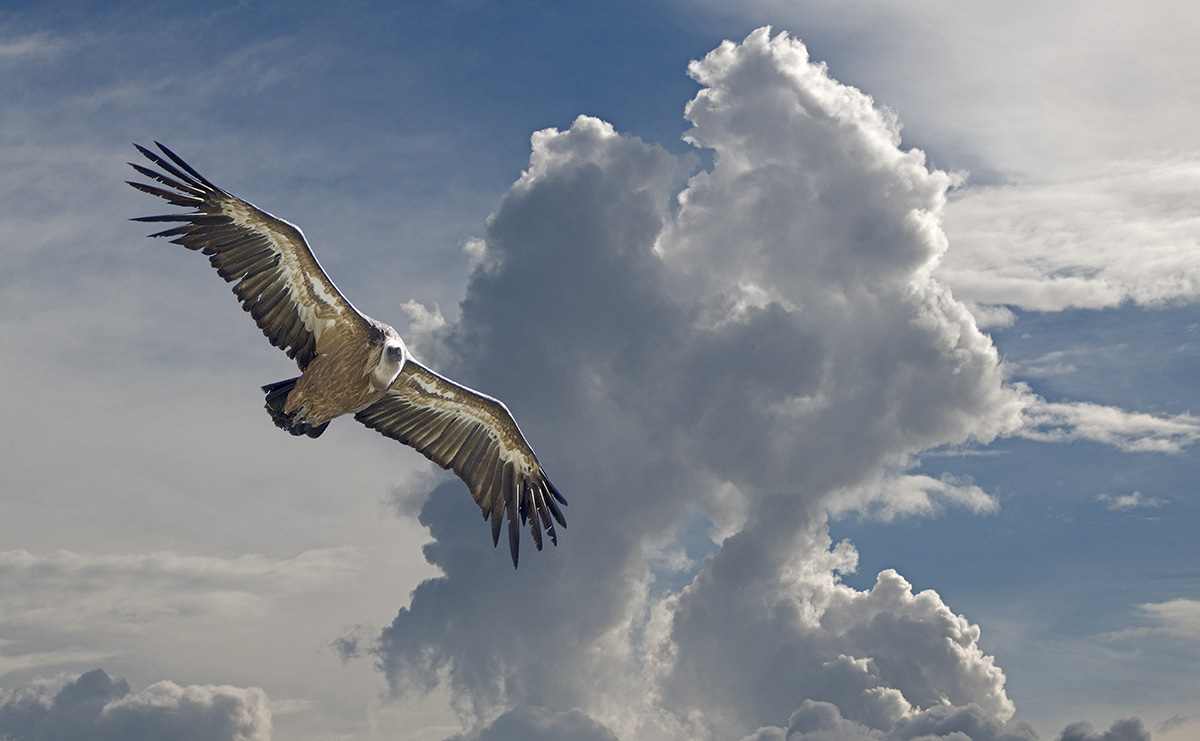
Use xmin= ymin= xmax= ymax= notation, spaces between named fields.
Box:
xmin=355 ymin=359 xmax=567 ymax=567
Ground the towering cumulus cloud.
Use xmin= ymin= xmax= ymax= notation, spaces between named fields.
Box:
xmin=373 ymin=28 xmax=1036 ymax=740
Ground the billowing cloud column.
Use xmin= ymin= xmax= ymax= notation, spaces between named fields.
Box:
xmin=376 ymin=28 xmax=1034 ymax=741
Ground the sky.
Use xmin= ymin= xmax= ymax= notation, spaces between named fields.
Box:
xmin=1 ymin=1 xmax=1198 ymax=740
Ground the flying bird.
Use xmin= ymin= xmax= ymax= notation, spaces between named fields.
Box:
xmin=127 ymin=142 xmax=565 ymax=567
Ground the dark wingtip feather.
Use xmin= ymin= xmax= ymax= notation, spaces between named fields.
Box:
xmin=544 ymin=480 xmax=567 ymax=528
xmin=154 ymin=141 xmax=221 ymax=190
xmin=490 ymin=508 xmax=502 ymax=547
xmin=547 ymin=479 xmax=568 ymax=506
xmin=528 ymin=491 xmax=544 ymax=552
xmin=131 ymin=214 xmax=188 ymax=222
xmin=132 ymin=142 xmax=205 ymax=192
xmin=508 ymin=513 xmax=520 ymax=568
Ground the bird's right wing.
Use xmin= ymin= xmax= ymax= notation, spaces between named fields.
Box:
xmin=355 ymin=359 xmax=567 ymax=566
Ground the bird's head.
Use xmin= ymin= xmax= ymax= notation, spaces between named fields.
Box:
xmin=372 ymin=338 xmax=408 ymax=391
xmin=384 ymin=341 xmax=406 ymax=364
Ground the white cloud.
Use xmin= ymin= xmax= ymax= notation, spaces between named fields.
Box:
xmin=828 ymin=473 xmax=998 ymax=521
xmin=356 ymin=26 xmax=1200 ymax=740
xmin=1016 ymin=397 xmax=1200 ymax=453
xmin=1095 ymin=598 xmax=1200 ymax=649
xmin=1137 ymin=599 xmax=1200 ymax=642
xmin=1095 ymin=492 xmax=1166 ymax=511
xmin=939 ymin=157 xmax=1200 ymax=314
xmin=1013 ymin=351 xmax=1079 ymax=379
xmin=677 ymin=4 xmax=1200 ymax=324
xmin=0 ymin=669 xmax=271 ymax=741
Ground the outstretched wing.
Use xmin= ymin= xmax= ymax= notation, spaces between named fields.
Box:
xmin=127 ymin=142 xmax=364 ymax=370
xmin=355 ymin=359 xmax=567 ymax=567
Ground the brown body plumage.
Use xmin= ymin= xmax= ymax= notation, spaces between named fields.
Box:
xmin=287 ymin=320 xmax=396 ymax=427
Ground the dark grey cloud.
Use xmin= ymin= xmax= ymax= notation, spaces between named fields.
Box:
xmin=0 ymin=669 xmax=270 ymax=741
xmin=744 ymin=700 xmax=1043 ymax=741
xmin=1156 ymin=714 xmax=1188 ymax=734
xmin=446 ymin=705 xmax=620 ymax=741
xmin=1055 ymin=718 xmax=1150 ymax=741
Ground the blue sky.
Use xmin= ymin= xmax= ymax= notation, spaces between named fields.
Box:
xmin=2 ymin=2 xmax=1198 ymax=740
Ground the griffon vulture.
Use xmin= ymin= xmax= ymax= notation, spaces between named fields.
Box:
xmin=127 ymin=143 xmax=565 ymax=567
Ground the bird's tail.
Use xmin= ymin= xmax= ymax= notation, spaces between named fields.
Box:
xmin=262 ymin=378 xmax=329 ymax=439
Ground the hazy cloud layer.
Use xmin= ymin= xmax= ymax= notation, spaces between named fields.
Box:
xmin=0 ymin=548 xmax=362 ymax=634
xmin=0 ymin=545 xmax=369 ymax=718
xmin=0 ymin=669 xmax=270 ymax=741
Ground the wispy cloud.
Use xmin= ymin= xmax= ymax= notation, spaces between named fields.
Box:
xmin=1015 ymin=396 xmax=1200 ymax=453
xmin=1013 ymin=350 xmax=1079 ymax=378
xmin=829 ymin=473 xmax=999 ymax=521
xmin=1095 ymin=491 xmax=1166 ymax=511
xmin=1097 ymin=598 xmax=1200 ymax=647
xmin=0 ymin=646 xmax=113 ymax=678
xmin=0 ymin=31 xmax=63 ymax=61
xmin=1158 ymin=714 xmax=1190 ymax=734
xmin=1138 ymin=599 xmax=1200 ymax=641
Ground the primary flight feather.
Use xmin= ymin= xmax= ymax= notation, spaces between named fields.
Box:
xmin=127 ymin=142 xmax=566 ymax=567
